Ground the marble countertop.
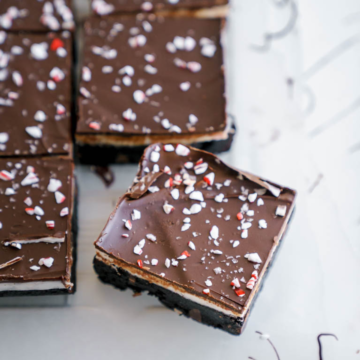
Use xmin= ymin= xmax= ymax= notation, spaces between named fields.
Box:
xmin=1 ymin=0 xmax=359 ymax=359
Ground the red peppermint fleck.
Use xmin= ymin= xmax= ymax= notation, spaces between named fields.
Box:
xmin=50 ymin=38 xmax=64 ymax=51
xmin=181 ymin=250 xmax=191 ymax=258
xmin=89 ymin=121 xmax=101 ymax=131
xmin=45 ymin=220 xmax=55 ymax=230
xmin=164 ymin=177 xmax=173 ymax=188
xmin=203 ymin=172 xmax=215 ymax=186
xmin=25 ymin=207 xmax=35 ymax=215
xmin=237 ymin=212 xmax=243 ymax=221
xmin=137 ymin=259 xmax=143 ymax=268
xmin=235 ymin=289 xmax=245 ymax=297
xmin=230 ymin=278 xmax=241 ymax=288
xmin=125 ymin=220 xmax=132 ymax=230
xmin=203 ymin=289 xmax=210 ymax=295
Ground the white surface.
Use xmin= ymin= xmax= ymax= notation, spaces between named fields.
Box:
xmin=1 ymin=0 xmax=360 ymax=359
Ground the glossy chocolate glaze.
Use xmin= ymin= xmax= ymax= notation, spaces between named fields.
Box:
xmin=0 ymin=31 xmax=72 ymax=157
xmin=77 ymin=15 xmax=227 ymax=138
xmin=92 ymin=0 xmax=228 ymax=15
xmin=0 ymin=0 xmax=74 ymax=32
xmin=0 ymin=157 xmax=74 ymax=288
xmin=95 ymin=144 xmax=296 ymax=310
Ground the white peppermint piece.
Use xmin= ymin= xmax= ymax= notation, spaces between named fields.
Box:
xmin=213 ymin=267 xmax=222 ymax=275
xmin=119 ymin=65 xmax=134 ymax=77
xmin=30 ymin=43 xmax=48 ymax=60
xmin=60 ymin=207 xmax=69 ymax=217
xmin=131 ymin=209 xmax=141 ymax=220
xmin=205 ymin=279 xmax=212 ymax=287
xmin=166 ymin=42 xmax=177 ymax=53
xmin=25 ymin=126 xmax=42 ymax=139
xmin=275 ymin=205 xmax=287 ymax=217
xmin=241 ymin=230 xmax=248 ymax=239
xmin=5 ymin=188 xmax=15 ymax=195
xmin=138 ymin=239 xmax=146 ymax=248
xmin=245 ymin=253 xmax=262 ymax=263
xmin=144 ymin=64 xmax=157 ymax=74
xmin=247 ymin=210 xmax=255 ymax=217
xmin=201 ymin=43 xmax=217 ymax=58
xmin=39 ymin=257 xmax=54 ymax=268
xmin=187 ymin=61 xmax=201 ymax=73
xmin=163 ymin=144 xmax=174 ymax=152
xmin=163 ymin=203 xmax=174 ymax=214
xmin=188 ymin=241 xmax=196 ymax=250
xmin=146 ymin=234 xmax=156 ymax=242
xmin=194 ymin=163 xmax=208 ymax=175
xmin=184 ymin=162 xmax=194 ymax=169
xmin=181 ymin=223 xmax=191 ymax=232
xmin=34 ymin=206 xmax=44 ymax=216
xmin=188 ymin=114 xmax=198 ymax=125
xmin=258 ymin=219 xmax=267 ymax=229
xmin=122 ymin=108 xmax=136 ymax=121
xmin=150 ymin=151 xmax=160 ymax=163
xmin=189 ymin=191 xmax=204 ymax=202
xmin=171 ymin=188 xmax=179 ymax=200
xmin=257 ymin=198 xmax=264 ymax=206
xmin=179 ymin=81 xmax=191 ymax=91
xmin=175 ymin=144 xmax=190 ymax=156
xmin=47 ymin=179 xmax=62 ymax=192
xmin=151 ymin=259 xmax=158 ymax=266
xmin=210 ymin=225 xmax=219 ymax=240
xmin=248 ymin=193 xmax=257 ymax=203
xmin=30 ymin=265 xmax=41 ymax=271
xmin=133 ymin=245 xmax=143 ymax=255
xmin=184 ymin=36 xmax=196 ymax=51
xmin=233 ymin=240 xmax=240 ymax=248
xmin=109 ymin=123 xmax=124 ymax=132
xmin=133 ymin=90 xmax=146 ymax=104
xmin=173 ymin=36 xmax=185 ymax=50
xmin=190 ymin=203 xmax=202 ymax=214
xmin=214 ymin=193 xmax=224 ymax=203
xmin=0 ymin=132 xmax=9 ymax=144
xmin=165 ymin=258 xmax=171 ymax=268
xmin=21 ymin=173 xmax=39 ymax=186
xmin=34 ymin=110 xmax=47 ymax=122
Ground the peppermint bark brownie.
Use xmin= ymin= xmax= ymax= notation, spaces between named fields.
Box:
xmin=76 ymin=14 xmax=232 ymax=164
xmin=0 ymin=31 xmax=73 ymax=158
xmin=94 ymin=144 xmax=296 ymax=335
xmin=0 ymin=156 xmax=76 ymax=296
xmin=92 ymin=0 xmax=228 ymax=16
xmin=0 ymin=0 xmax=74 ymax=32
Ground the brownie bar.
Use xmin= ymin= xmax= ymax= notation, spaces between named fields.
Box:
xmin=0 ymin=0 xmax=74 ymax=32
xmin=0 ymin=31 xmax=73 ymax=158
xmin=94 ymin=144 xmax=296 ymax=334
xmin=76 ymin=14 xmax=230 ymax=164
xmin=0 ymin=156 xmax=76 ymax=296
xmin=92 ymin=0 xmax=229 ymax=15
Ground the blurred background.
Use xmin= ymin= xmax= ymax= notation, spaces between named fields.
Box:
xmin=1 ymin=0 xmax=360 ymax=359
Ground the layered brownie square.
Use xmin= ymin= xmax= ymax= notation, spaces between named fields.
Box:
xmin=94 ymin=144 xmax=296 ymax=335
xmin=76 ymin=14 xmax=232 ymax=164
xmin=0 ymin=156 xmax=76 ymax=296
xmin=0 ymin=0 xmax=74 ymax=32
xmin=0 ymin=31 xmax=73 ymax=158
xmin=92 ymin=0 xmax=228 ymax=15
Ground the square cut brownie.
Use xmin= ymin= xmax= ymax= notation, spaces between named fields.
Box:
xmin=92 ymin=0 xmax=228 ymax=15
xmin=0 ymin=156 xmax=76 ymax=296
xmin=94 ymin=144 xmax=296 ymax=335
xmin=0 ymin=0 xmax=74 ymax=32
xmin=0 ymin=31 xmax=73 ymax=158
xmin=76 ymin=14 xmax=232 ymax=164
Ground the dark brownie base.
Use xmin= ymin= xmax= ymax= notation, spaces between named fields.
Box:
xmin=0 ymin=183 xmax=79 ymax=298
xmin=93 ymin=257 xmax=244 ymax=335
xmin=75 ymin=124 xmax=236 ymax=165
xmin=93 ymin=208 xmax=295 ymax=334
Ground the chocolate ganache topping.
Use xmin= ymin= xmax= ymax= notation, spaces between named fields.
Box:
xmin=95 ymin=144 xmax=296 ymax=310
xmin=77 ymin=14 xmax=227 ymax=139
xmin=0 ymin=31 xmax=72 ymax=157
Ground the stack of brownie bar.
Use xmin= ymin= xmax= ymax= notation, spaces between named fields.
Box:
xmin=76 ymin=0 xmax=233 ymax=164
xmin=0 ymin=1 xmax=76 ymax=296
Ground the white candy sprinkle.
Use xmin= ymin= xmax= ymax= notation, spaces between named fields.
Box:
xmin=171 ymin=188 xmax=179 ymax=200
xmin=248 ymin=193 xmax=257 ymax=203
xmin=213 ymin=267 xmax=222 ymax=275
xmin=131 ymin=209 xmax=141 ymax=220
xmin=175 ymin=144 xmax=190 ymax=156
xmin=189 ymin=191 xmax=204 ymax=202
xmin=245 ymin=253 xmax=262 ymax=263
xmin=258 ymin=219 xmax=267 ymax=229
xmin=275 ymin=205 xmax=287 ymax=217
xmin=39 ymin=257 xmax=54 ymax=268
xmin=150 ymin=151 xmax=160 ymax=163
xmin=146 ymin=234 xmax=156 ymax=242
xmin=233 ymin=240 xmax=240 ymax=248
xmin=210 ymin=225 xmax=219 ymax=240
